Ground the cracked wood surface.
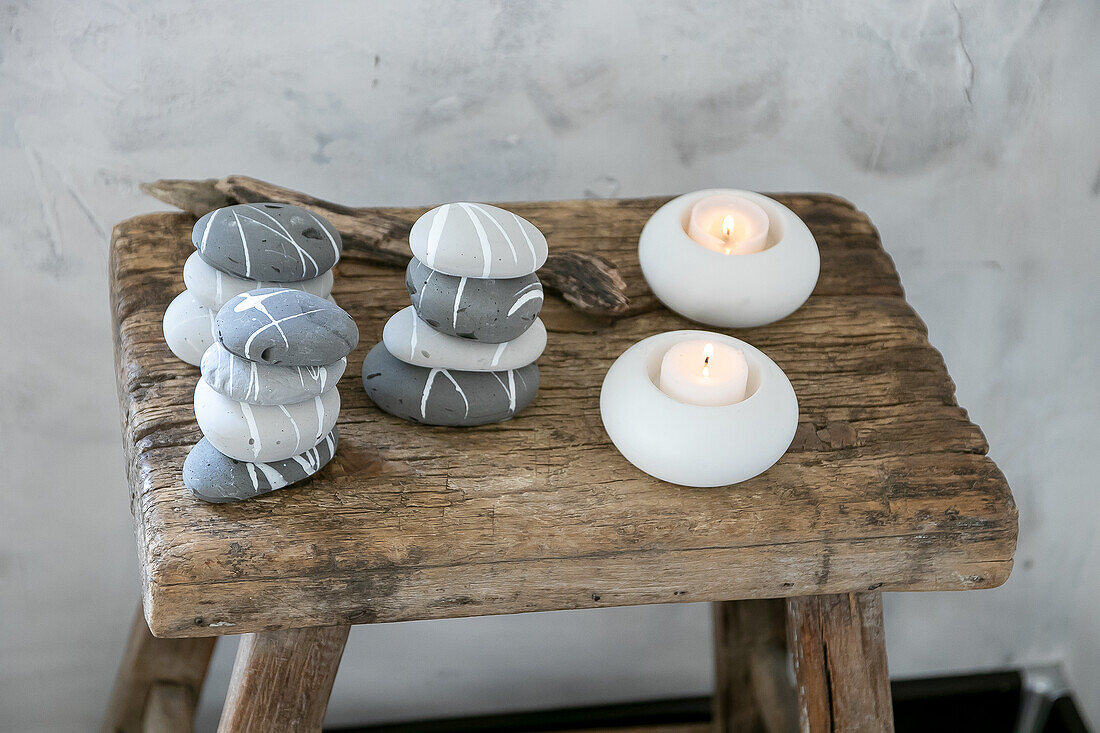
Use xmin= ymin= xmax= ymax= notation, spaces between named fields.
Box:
xmin=109 ymin=194 xmax=1018 ymax=638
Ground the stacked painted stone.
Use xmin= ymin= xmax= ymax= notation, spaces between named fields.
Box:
xmin=183 ymin=288 xmax=358 ymax=502
xmin=362 ymin=203 xmax=548 ymax=426
xmin=163 ymin=202 xmax=342 ymax=366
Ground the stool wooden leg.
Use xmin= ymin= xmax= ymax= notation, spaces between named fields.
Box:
xmin=713 ymin=600 xmax=797 ymax=733
xmin=101 ymin=603 xmax=217 ymax=733
xmin=785 ymin=593 xmax=894 ymax=733
xmin=217 ymin=624 xmax=350 ymax=733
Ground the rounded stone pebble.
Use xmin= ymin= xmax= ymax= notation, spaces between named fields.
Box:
xmin=383 ymin=306 xmax=545 ymax=372
xmin=215 ymin=288 xmax=358 ymax=367
xmin=361 ymin=342 xmax=539 ymax=426
xmin=184 ymin=428 xmax=338 ymax=503
xmin=194 ymin=378 xmax=340 ymax=463
xmin=163 ymin=290 xmax=216 ymax=366
xmin=200 ymin=342 xmax=346 ymax=405
xmin=184 ymin=252 xmax=333 ymax=311
xmin=193 ymin=202 xmax=342 ymax=282
xmin=408 ymin=202 xmax=547 ymax=279
xmin=406 ymin=257 xmax=543 ymax=343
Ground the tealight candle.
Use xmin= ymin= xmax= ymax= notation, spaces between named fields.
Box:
xmin=686 ymin=194 xmax=770 ymax=255
xmin=600 ymin=331 xmax=798 ymax=487
xmin=658 ymin=340 xmax=748 ymax=406
xmin=638 ymin=189 xmax=820 ymax=328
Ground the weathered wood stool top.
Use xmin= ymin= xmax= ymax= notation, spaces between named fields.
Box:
xmin=110 ymin=192 xmax=1017 ymax=639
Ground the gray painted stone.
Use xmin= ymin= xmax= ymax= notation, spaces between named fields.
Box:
xmin=184 ymin=429 xmax=338 ymax=503
xmin=192 ymin=202 xmax=342 ymax=282
xmin=215 ymin=288 xmax=358 ymax=366
xmin=408 ymin=202 xmax=547 ymax=278
xmin=200 ymin=341 xmax=346 ymax=405
xmin=362 ymin=342 xmax=539 ymax=426
xmin=193 ymin=378 xmax=340 ymax=463
xmin=406 ymin=257 xmax=543 ymax=343
xmin=383 ymin=306 xmax=545 ymax=372
xmin=184 ymin=251 xmax=333 ymax=311
xmin=163 ymin=289 xmax=216 ymax=367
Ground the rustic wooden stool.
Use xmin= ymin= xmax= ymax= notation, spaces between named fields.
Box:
xmin=103 ymin=191 xmax=1017 ymax=732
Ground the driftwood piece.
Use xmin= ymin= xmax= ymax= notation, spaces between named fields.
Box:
xmin=786 ymin=593 xmax=894 ymax=732
xmin=140 ymin=178 xmax=233 ymax=217
xmin=218 ymin=625 xmax=349 ymax=732
xmin=109 ymin=194 xmax=1017 ymax=638
xmin=142 ymin=175 xmax=639 ymax=316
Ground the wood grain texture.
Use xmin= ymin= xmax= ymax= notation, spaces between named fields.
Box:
xmin=100 ymin=605 xmax=216 ymax=732
xmin=218 ymin=625 xmax=349 ymax=733
xmin=109 ymin=193 xmax=1018 ymax=638
xmin=713 ymin=600 xmax=796 ymax=733
xmin=786 ymin=593 xmax=894 ymax=733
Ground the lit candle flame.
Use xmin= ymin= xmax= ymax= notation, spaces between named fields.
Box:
xmin=721 ymin=216 xmax=736 ymax=254
xmin=721 ymin=215 xmax=735 ymax=239
xmin=702 ymin=343 xmax=714 ymax=378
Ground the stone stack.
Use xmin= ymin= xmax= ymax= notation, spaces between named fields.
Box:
xmin=362 ymin=203 xmax=548 ymax=426
xmin=163 ymin=203 xmax=342 ymax=366
xmin=183 ymin=288 xmax=358 ymax=502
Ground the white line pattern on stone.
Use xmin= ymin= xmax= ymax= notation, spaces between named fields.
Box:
xmin=278 ymin=404 xmax=302 ymax=452
xmin=421 ymin=368 xmax=441 ymax=419
xmin=468 ymin=203 xmax=518 ymax=264
xmin=425 ymin=204 xmax=451 ymax=269
xmin=438 ymin=369 xmax=470 ymax=418
xmin=200 ymin=209 xmax=217 ymax=253
xmin=458 ymin=203 xmax=493 ymax=277
xmin=452 ymin=276 xmax=467 ymax=328
xmin=506 ymin=289 xmax=543 ymax=317
xmin=239 ymin=401 xmax=262 ymax=458
xmin=244 ymin=204 xmax=321 ymax=279
xmin=306 ymin=210 xmax=341 ymax=262
xmin=512 ymin=212 xmax=538 ymax=265
xmin=232 ymin=210 xmax=252 ymax=277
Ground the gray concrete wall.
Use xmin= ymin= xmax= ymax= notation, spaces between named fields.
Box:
xmin=1 ymin=1 xmax=1096 ymax=729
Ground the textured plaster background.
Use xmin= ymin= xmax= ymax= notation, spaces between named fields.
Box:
xmin=1 ymin=1 xmax=1097 ymax=730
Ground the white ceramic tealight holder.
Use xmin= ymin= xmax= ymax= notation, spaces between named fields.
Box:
xmin=600 ymin=331 xmax=798 ymax=487
xmin=638 ymin=189 xmax=820 ymax=328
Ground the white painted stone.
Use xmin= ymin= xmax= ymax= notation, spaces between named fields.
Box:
xmin=193 ymin=378 xmax=340 ymax=463
xmin=409 ymin=202 xmax=547 ymax=278
xmin=382 ymin=306 xmax=545 ymax=371
xmin=183 ymin=252 xmax=333 ymax=311
xmin=163 ymin=289 xmax=216 ymax=366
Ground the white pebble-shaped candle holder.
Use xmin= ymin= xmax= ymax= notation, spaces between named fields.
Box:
xmin=599 ymin=331 xmax=798 ymax=487
xmin=638 ymin=189 xmax=820 ymax=328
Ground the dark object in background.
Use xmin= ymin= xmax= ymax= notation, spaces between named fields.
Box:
xmin=328 ymin=669 xmax=1091 ymax=733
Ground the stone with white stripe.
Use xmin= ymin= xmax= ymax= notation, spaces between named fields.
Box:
xmin=408 ymin=202 xmax=547 ymax=279
xmin=215 ymin=288 xmax=358 ymax=367
xmin=163 ymin=289 xmax=216 ymax=366
xmin=192 ymin=202 xmax=342 ymax=282
xmin=184 ymin=428 xmax=339 ymax=503
xmin=200 ymin=342 xmax=346 ymax=405
xmin=405 ymin=257 xmax=543 ymax=343
xmin=383 ymin=306 xmax=545 ymax=372
xmin=184 ymin=251 xmax=333 ymax=311
xmin=361 ymin=343 xmax=539 ymax=426
xmin=194 ymin=378 xmax=340 ymax=462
